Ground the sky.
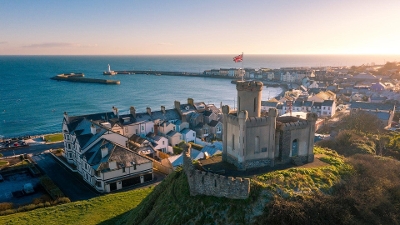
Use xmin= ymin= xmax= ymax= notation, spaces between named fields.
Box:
xmin=1 ymin=0 xmax=400 ymax=55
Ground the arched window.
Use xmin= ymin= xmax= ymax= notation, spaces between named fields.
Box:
xmin=292 ymin=139 xmax=298 ymax=157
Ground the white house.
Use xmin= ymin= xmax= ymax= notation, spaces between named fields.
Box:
xmin=181 ymin=128 xmax=196 ymax=143
xmin=146 ymin=133 xmax=170 ymax=154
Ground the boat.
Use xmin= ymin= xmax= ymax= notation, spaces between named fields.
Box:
xmin=103 ymin=64 xmax=117 ymax=75
xmin=155 ymin=73 xmax=161 ymax=76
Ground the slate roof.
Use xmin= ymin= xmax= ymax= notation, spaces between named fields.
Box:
xmin=208 ymin=120 xmax=221 ymax=127
xmin=129 ymin=134 xmax=147 ymax=145
xmin=201 ymin=145 xmax=222 ymax=156
xmin=204 ymin=110 xmax=213 ymax=117
xmin=261 ymin=101 xmax=279 ymax=107
xmin=321 ymin=100 xmax=334 ymax=106
xmin=166 ymin=130 xmax=179 ymax=137
xmin=181 ymin=128 xmax=193 ymax=135
xmin=206 ymin=104 xmax=221 ymax=114
xmin=85 ymin=139 xmax=151 ymax=172
xmin=68 ymin=111 xmax=118 ymax=131
xmin=350 ymin=102 xmax=395 ymax=111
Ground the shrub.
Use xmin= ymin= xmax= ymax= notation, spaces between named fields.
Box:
xmin=173 ymin=146 xmax=183 ymax=155
xmin=0 ymin=202 xmax=14 ymax=211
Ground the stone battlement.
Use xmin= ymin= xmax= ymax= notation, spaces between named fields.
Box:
xmin=236 ymin=80 xmax=263 ymax=92
xmin=282 ymin=120 xmax=309 ymax=130
xmin=246 ymin=116 xmax=270 ymax=127
xmin=182 ymin=143 xmax=250 ymax=199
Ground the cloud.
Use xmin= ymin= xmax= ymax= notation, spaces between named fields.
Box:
xmin=0 ymin=41 xmax=7 ymax=44
xmin=23 ymin=42 xmax=98 ymax=48
xmin=157 ymin=42 xmax=173 ymax=46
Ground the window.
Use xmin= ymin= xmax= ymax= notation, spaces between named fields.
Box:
xmin=135 ymin=129 xmax=138 ymax=134
xmin=255 ymin=136 xmax=260 ymax=153
xmin=96 ymin=181 xmax=102 ymax=187
xmin=162 ymin=141 xmax=165 ymax=145
xmin=193 ymin=133 xmax=195 ymax=137
xmin=95 ymin=171 xmax=100 ymax=177
xmin=254 ymin=98 xmax=256 ymax=112
xmin=232 ymin=134 xmax=235 ymax=150
xmin=122 ymin=167 xmax=126 ymax=173
xmin=67 ymin=143 xmax=71 ymax=149
xmin=141 ymin=126 xmax=144 ymax=130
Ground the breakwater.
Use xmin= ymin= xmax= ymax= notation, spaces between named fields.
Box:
xmin=51 ymin=73 xmax=120 ymax=85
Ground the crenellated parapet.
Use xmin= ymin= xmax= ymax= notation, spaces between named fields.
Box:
xmin=224 ymin=113 xmax=240 ymax=126
xmin=246 ymin=116 xmax=270 ymax=127
xmin=182 ymin=143 xmax=250 ymax=199
xmin=281 ymin=120 xmax=310 ymax=130
xmin=236 ymin=80 xmax=263 ymax=92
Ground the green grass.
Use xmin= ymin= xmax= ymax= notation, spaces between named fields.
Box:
xmin=0 ymin=160 xmax=8 ymax=166
xmin=43 ymin=133 xmax=64 ymax=143
xmin=0 ymin=186 xmax=154 ymax=225
xmin=255 ymin=147 xmax=353 ymax=198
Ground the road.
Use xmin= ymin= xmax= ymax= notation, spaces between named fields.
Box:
xmin=0 ymin=142 xmax=64 ymax=157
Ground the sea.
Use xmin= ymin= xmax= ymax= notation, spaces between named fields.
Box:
xmin=1 ymin=54 xmax=399 ymax=138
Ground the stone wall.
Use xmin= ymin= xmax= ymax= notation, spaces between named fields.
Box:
xmin=182 ymin=143 xmax=250 ymax=199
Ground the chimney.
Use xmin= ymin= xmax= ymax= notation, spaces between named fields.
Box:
xmin=130 ymin=106 xmax=136 ymax=118
xmin=91 ymin=124 xmax=96 ymax=135
xmin=101 ymin=146 xmax=108 ymax=158
xmin=64 ymin=112 xmax=69 ymax=124
xmin=188 ymin=98 xmax=194 ymax=105
xmin=154 ymin=124 xmax=158 ymax=135
xmin=146 ymin=107 xmax=151 ymax=115
xmin=161 ymin=106 xmax=166 ymax=114
xmin=174 ymin=101 xmax=181 ymax=111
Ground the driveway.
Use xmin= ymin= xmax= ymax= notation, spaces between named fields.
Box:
xmin=32 ymin=153 xmax=100 ymax=201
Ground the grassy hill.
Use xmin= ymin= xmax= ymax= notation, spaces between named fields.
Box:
xmin=0 ymin=186 xmax=153 ymax=225
xmin=122 ymin=147 xmax=353 ymax=225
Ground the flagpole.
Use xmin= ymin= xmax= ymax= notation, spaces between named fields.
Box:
xmin=241 ymin=52 xmax=244 ymax=81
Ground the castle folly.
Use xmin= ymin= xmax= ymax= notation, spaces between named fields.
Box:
xmin=222 ymin=81 xmax=318 ymax=171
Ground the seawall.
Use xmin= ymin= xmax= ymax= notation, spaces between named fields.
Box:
xmin=51 ymin=74 xmax=120 ymax=85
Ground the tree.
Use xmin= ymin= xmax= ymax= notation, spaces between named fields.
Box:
xmin=337 ymin=110 xmax=384 ymax=134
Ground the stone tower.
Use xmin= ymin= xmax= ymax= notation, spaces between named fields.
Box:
xmin=236 ymin=80 xmax=263 ymax=118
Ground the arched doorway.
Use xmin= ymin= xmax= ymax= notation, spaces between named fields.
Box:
xmin=292 ymin=139 xmax=298 ymax=157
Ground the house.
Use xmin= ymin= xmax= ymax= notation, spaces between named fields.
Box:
xmin=82 ymin=139 xmax=152 ymax=192
xmin=201 ymin=145 xmax=222 ymax=158
xmin=62 ymin=112 xmax=153 ymax=193
xmin=320 ymin=100 xmax=336 ymax=117
xmin=167 ymin=149 xmax=204 ymax=170
xmin=206 ymin=120 xmax=223 ymax=140
xmin=146 ymin=132 xmax=170 ymax=154
xmin=158 ymin=121 xmax=176 ymax=135
xmin=166 ymin=130 xmax=181 ymax=146
xmin=181 ymin=128 xmax=196 ymax=143
xmin=370 ymin=82 xmax=386 ymax=92
xmin=203 ymin=110 xmax=218 ymax=124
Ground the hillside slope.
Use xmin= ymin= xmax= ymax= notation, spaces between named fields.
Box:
xmin=123 ymin=147 xmax=353 ymax=225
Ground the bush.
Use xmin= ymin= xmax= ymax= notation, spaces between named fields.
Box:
xmin=173 ymin=146 xmax=183 ymax=155
xmin=0 ymin=202 xmax=14 ymax=211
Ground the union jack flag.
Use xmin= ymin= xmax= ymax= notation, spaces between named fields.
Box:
xmin=233 ymin=53 xmax=243 ymax=63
